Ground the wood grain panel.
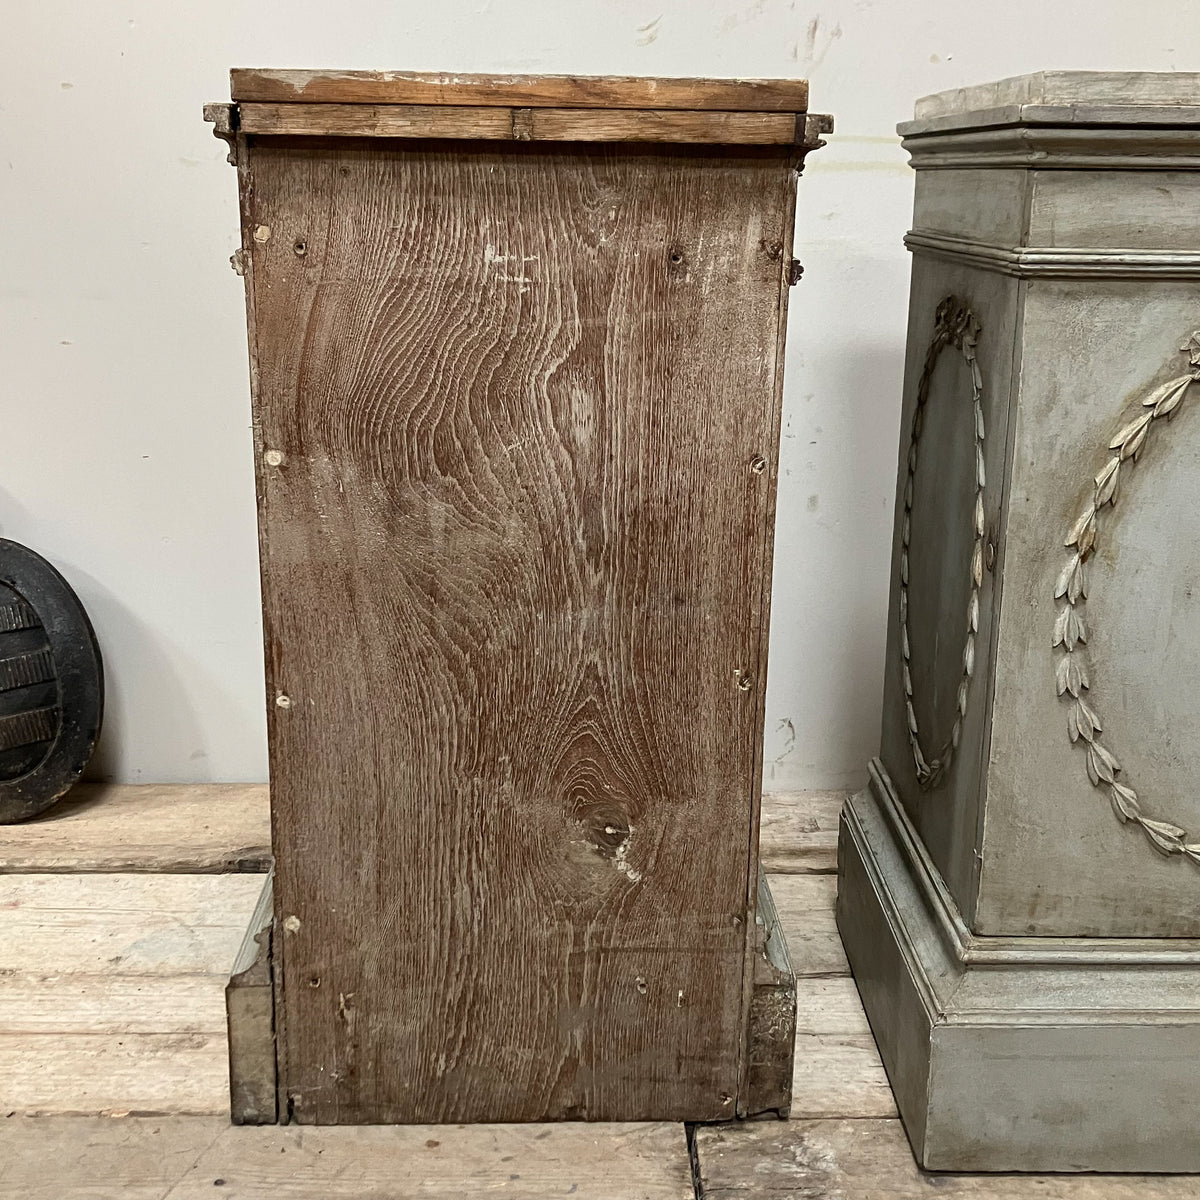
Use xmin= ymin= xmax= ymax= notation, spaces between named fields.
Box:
xmin=246 ymin=140 xmax=795 ymax=1122
xmin=231 ymin=68 xmax=809 ymax=113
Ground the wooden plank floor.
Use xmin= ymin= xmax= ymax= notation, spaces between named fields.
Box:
xmin=0 ymin=873 xmax=264 ymax=1115
xmin=0 ymin=784 xmax=271 ymax=873
xmin=0 ymin=786 xmax=1192 ymax=1195
xmin=0 ymin=1117 xmax=692 ymax=1198
xmin=0 ymin=785 xmax=695 ymax=1197
xmin=697 ymin=1120 xmax=1200 ymax=1199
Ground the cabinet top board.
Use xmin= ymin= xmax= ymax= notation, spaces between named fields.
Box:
xmin=229 ymin=68 xmax=810 ymax=113
xmin=216 ymin=71 xmax=830 ymax=147
xmin=902 ymin=70 xmax=1200 ymax=138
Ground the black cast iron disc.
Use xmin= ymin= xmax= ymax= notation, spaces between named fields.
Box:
xmin=0 ymin=539 xmax=103 ymax=822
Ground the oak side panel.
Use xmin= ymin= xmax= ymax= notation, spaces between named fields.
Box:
xmin=246 ymin=139 xmax=793 ymax=1122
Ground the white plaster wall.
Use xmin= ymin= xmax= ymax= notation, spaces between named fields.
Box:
xmin=0 ymin=2 xmax=1194 ymax=785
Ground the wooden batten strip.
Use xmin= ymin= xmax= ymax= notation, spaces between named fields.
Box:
xmin=528 ymin=107 xmax=800 ymax=144
xmin=231 ymin=68 xmax=809 ymax=113
xmin=238 ymin=102 xmax=803 ymax=145
xmin=238 ymin=103 xmax=513 ymax=140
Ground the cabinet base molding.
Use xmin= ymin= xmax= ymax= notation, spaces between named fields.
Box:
xmin=225 ymin=868 xmax=796 ymax=1125
xmin=836 ymin=762 xmax=1200 ymax=1173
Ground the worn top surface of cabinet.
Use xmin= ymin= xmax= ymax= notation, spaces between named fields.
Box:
xmin=211 ymin=69 xmax=825 ymax=1122
xmin=879 ymin=72 xmax=1200 ymax=938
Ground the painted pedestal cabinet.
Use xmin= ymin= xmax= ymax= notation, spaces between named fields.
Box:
xmin=837 ymin=72 xmax=1200 ymax=1172
xmin=205 ymin=69 xmax=830 ymax=1125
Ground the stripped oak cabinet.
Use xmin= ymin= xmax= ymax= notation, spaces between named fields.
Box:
xmin=207 ymin=70 xmax=829 ymax=1125
xmin=837 ymin=72 xmax=1200 ymax=1172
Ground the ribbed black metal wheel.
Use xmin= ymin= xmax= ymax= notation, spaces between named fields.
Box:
xmin=0 ymin=539 xmax=103 ymax=822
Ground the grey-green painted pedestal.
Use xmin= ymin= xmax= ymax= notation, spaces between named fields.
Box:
xmin=839 ymin=71 xmax=1200 ymax=1173
xmin=840 ymin=765 xmax=1200 ymax=1172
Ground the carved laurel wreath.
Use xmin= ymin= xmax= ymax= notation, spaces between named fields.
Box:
xmin=900 ymin=296 xmax=986 ymax=790
xmin=1054 ymin=332 xmax=1200 ymax=864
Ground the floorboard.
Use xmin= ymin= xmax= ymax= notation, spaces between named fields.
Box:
xmin=695 ymin=1119 xmax=1200 ymax=1198
xmin=0 ymin=974 xmax=224 ymax=1033
xmin=0 ymin=873 xmax=266 ymax=975
xmin=0 ymin=784 xmax=271 ymax=873
xmin=0 ymin=1033 xmax=232 ymax=1116
xmin=791 ymin=979 xmax=897 ymax=1119
xmin=0 ymin=873 xmax=264 ymax=1116
xmin=766 ymin=873 xmax=847 ymax=976
xmin=0 ymin=1116 xmax=694 ymax=1198
xmin=758 ymin=790 xmax=842 ymax=874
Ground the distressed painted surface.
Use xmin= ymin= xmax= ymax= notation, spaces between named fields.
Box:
xmin=838 ymin=778 xmax=1200 ymax=1172
xmin=877 ymin=254 xmax=1019 ymax=927
xmin=982 ymin=282 xmax=1200 ymax=936
xmin=878 ymin=82 xmax=1200 ymax=936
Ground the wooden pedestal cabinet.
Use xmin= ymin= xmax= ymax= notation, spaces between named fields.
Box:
xmin=206 ymin=69 xmax=829 ymax=1125
xmin=837 ymin=71 xmax=1200 ymax=1173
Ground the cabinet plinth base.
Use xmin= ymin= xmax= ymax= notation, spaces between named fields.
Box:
xmin=225 ymin=868 xmax=796 ymax=1125
xmin=837 ymin=761 xmax=1200 ymax=1173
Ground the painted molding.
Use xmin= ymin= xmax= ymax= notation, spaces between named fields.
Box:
xmin=905 ymin=231 xmax=1200 ymax=279
xmin=862 ymin=759 xmax=1200 ymax=969
xmin=1053 ymin=334 xmax=1200 ymax=867
xmin=901 ymin=103 xmax=1200 ymax=139
xmin=903 ymin=124 xmax=1200 ymax=170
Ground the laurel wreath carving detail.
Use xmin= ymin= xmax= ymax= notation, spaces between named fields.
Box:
xmin=1053 ymin=332 xmax=1200 ymax=864
xmin=900 ymin=296 xmax=986 ymax=790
